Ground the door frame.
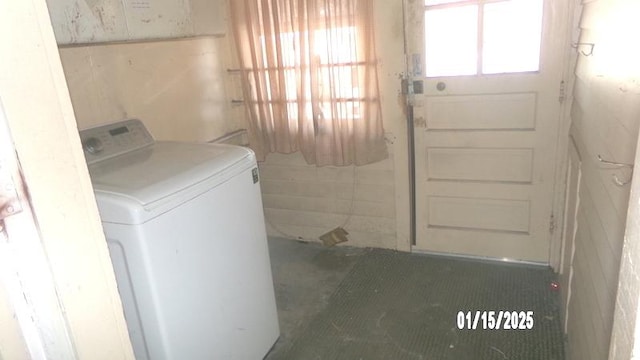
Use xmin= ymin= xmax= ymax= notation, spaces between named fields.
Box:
xmin=0 ymin=102 xmax=77 ymax=359
xmin=0 ymin=1 xmax=135 ymax=358
xmin=547 ymin=0 xmax=583 ymax=272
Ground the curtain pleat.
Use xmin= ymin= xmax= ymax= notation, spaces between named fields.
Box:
xmin=230 ymin=0 xmax=388 ymax=166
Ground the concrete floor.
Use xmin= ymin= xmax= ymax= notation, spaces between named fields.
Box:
xmin=265 ymin=237 xmax=564 ymax=360
xmin=266 ymin=237 xmax=365 ymax=359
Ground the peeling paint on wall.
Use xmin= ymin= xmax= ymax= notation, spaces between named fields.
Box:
xmin=46 ymin=0 xmax=226 ymax=44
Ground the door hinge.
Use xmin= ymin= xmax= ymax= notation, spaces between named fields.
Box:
xmin=549 ymin=213 xmax=556 ymax=235
xmin=0 ymin=160 xmax=23 ymax=221
xmin=558 ymin=80 xmax=566 ymax=103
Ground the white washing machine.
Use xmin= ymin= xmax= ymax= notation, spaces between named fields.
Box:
xmin=79 ymin=119 xmax=280 ymax=360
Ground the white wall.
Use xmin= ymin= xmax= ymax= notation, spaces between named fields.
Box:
xmin=58 ymin=36 xmax=243 ymax=142
xmin=260 ymin=150 xmax=397 ymax=249
xmin=46 ymin=0 xmax=226 ymax=44
xmin=565 ymin=0 xmax=640 ymax=358
xmin=610 ymin=134 xmax=640 ymax=359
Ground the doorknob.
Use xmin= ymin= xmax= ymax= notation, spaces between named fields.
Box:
xmin=436 ymin=82 xmax=446 ymax=91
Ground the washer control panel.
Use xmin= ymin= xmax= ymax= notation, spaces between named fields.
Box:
xmin=79 ymin=119 xmax=154 ymax=165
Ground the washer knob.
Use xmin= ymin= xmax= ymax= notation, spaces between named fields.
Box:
xmin=83 ymin=137 xmax=104 ymax=154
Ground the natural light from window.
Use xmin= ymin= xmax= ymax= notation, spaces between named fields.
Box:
xmin=424 ymin=0 xmax=544 ymax=77
xmin=425 ymin=5 xmax=478 ymax=77
xmin=260 ymin=26 xmax=361 ymax=121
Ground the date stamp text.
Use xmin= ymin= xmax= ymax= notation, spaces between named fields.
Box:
xmin=456 ymin=311 xmax=534 ymax=330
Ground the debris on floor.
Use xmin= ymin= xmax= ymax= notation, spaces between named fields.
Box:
xmin=319 ymin=227 xmax=350 ymax=247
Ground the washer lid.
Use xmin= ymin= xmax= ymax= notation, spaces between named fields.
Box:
xmin=88 ymin=142 xmax=255 ymax=223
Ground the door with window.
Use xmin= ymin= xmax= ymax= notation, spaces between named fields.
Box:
xmin=409 ymin=0 xmax=570 ymax=262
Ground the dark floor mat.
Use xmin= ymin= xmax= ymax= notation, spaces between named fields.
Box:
xmin=275 ymin=249 xmax=564 ymax=360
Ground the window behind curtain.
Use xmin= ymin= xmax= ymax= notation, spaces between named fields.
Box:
xmin=258 ymin=26 xmax=360 ymax=126
xmin=230 ymin=0 xmax=387 ymax=166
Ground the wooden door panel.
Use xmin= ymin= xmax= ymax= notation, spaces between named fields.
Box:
xmin=423 ymin=132 xmax=536 ymax=148
xmin=427 ymin=147 xmax=534 ymax=183
xmin=422 ymin=182 xmax=532 ymax=199
xmin=428 ymin=196 xmax=531 ymax=232
xmin=411 ymin=0 xmax=570 ymax=262
xmin=425 ymin=93 xmax=537 ymax=130
xmin=423 ymin=228 xmax=534 ymax=259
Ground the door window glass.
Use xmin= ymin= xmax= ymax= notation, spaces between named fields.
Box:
xmin=424 ymin=0 xmax=544 ymax=77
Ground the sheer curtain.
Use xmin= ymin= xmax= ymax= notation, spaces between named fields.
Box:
xmin=229 ymin=0 xmax=388 ymax=166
